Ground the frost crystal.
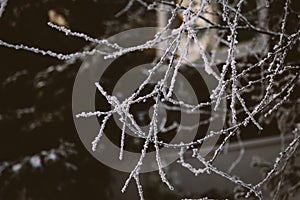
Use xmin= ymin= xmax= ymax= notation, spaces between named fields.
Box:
xmin=30 ymin=156 xmax=42 ymax=168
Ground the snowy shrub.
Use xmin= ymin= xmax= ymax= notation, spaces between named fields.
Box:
xmin=0 ymin=0 xmax=299 ymax=199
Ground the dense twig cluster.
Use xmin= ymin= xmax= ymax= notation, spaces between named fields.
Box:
xmin=0 ymin=0 xmax=299 ymax=199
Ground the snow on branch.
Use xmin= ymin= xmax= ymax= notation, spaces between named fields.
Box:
xmin=0 ymin=0 xmax=8 ymax=18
